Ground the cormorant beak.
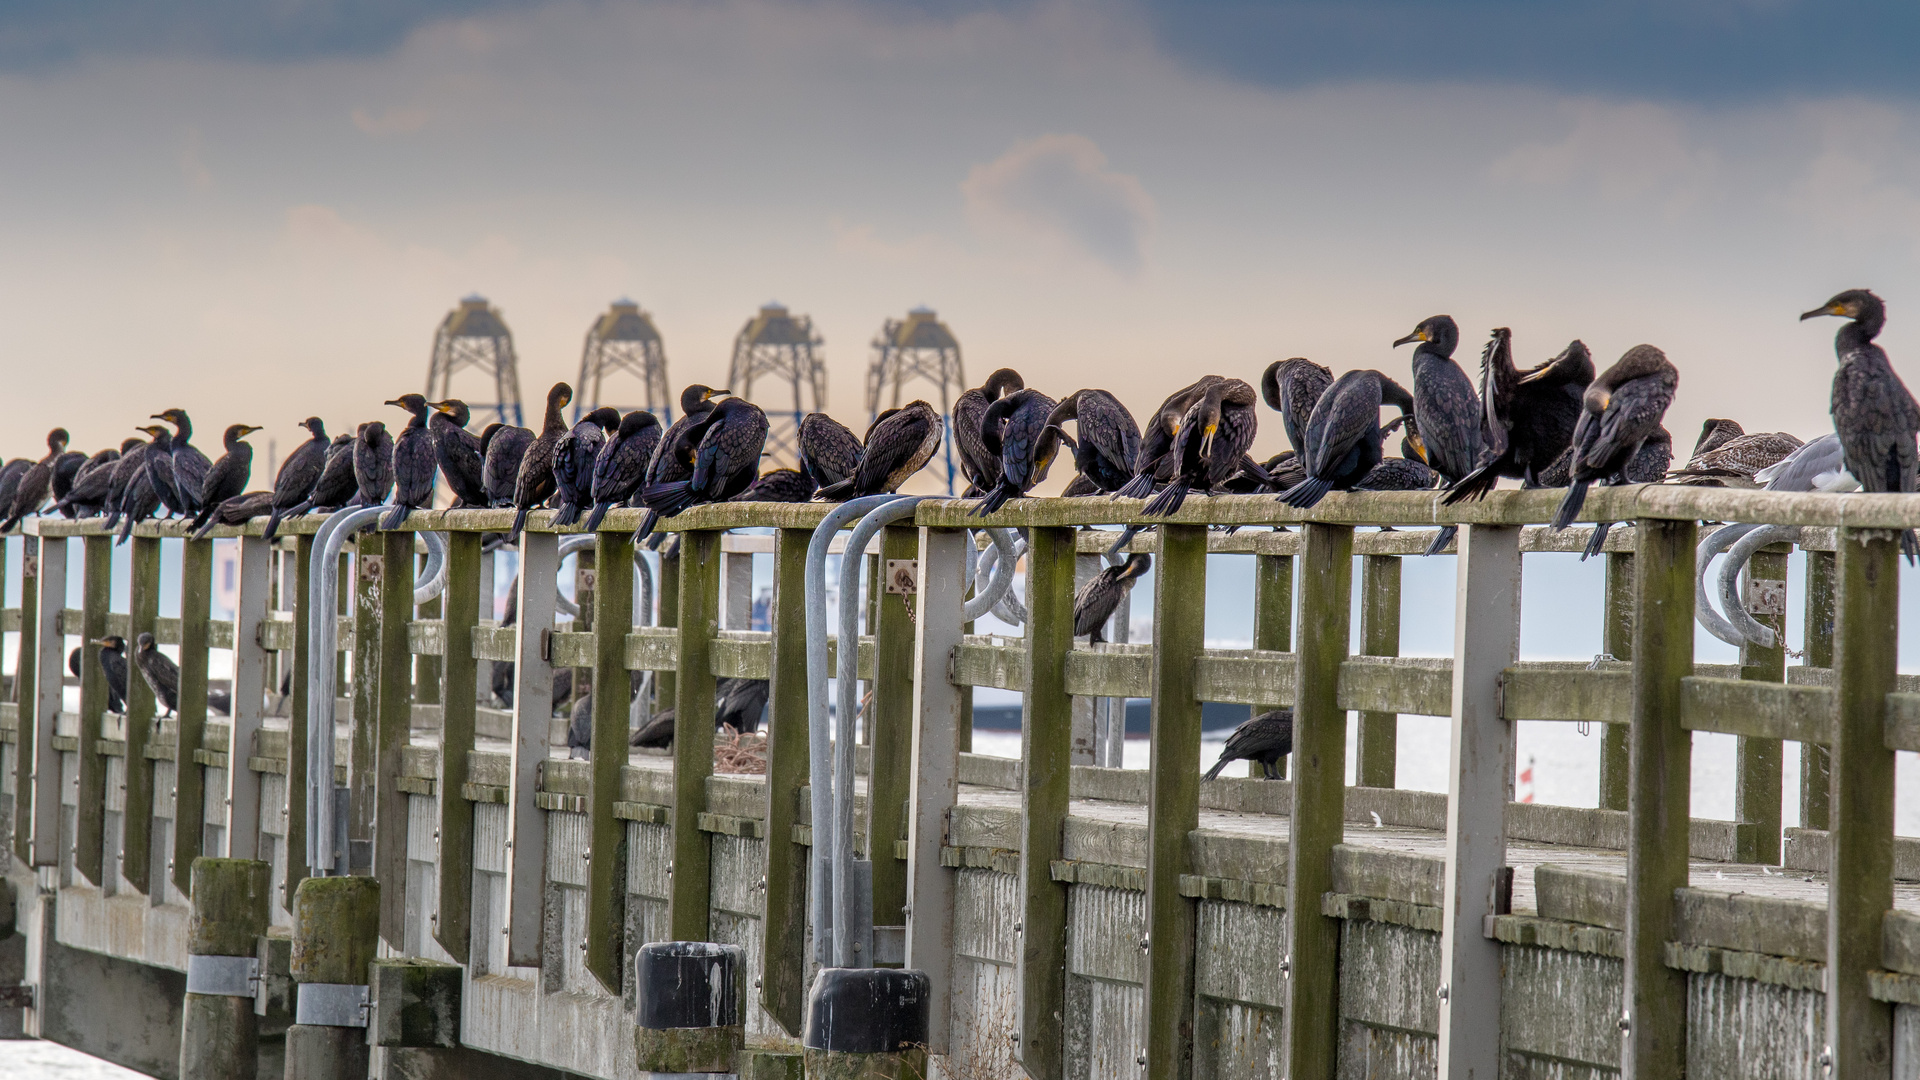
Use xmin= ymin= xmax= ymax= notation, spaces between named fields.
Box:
xmin=1800 ymin=303 xmax=1845 ymax=321
xmin=1200 ymin=423 xmax=1218 ymax=458
xmin=384 ymin=399 xmax=404 ymax=407
xmin=1407 ymin=433 xmax=1429 ymax=464
xmin=1392 ymin=330 xmax=1425 ymax=347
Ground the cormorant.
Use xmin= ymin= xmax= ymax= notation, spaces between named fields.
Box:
xmin=352 ymin=421 xmax=395 ymax=508
xmin=1354 ymin=455 xmax=1438 ymax=491
xmin=1445 ymin=332 xmax=1593 ymax=504
xmin=1279 ymin=371 xmax=1415 ymax=508
xmin=480 ymin=422 xmax=534 ymax=507
xmin=142 ymin=424 xmax=187 ymax=519
xmin=1262 ymin=358 xmax=1335 ymax=458
xmin=641 ymin=397 xmax=770 ymax=517
xmin=200 ymin=492 xmax=274 ymax=533
xmin=55 ymin=444 xmax=124 ymax=518
xmin=262 ymin=417 xmax=329 ymax=542
xmin=552 ymin=406 xmax=620 ymax=527
xmin=507 ymin=382 xmax=575 ymax=544
xmin=1802 ymin=288 xmax=1920 ymax=561
xmin=188 ymin=424 xmax=261 ymax=536
xmin=102 ymin=439 xmax=152 ymax=530
xmin=582 ymin=410 xmax=662 ymax=530
xmin=1691 ymin=418 xmax=1745 ymax=458
xmin=114 ymin=430 xmax=165 ymax=545
xmin=1549 ymin=345 xmax=1679 ymax=559
xmin=1667 ymin=430 xmax=1803 ymax=487
xmin=1223 ymin=451 xmax=1305 ymax=494
xmin=630 ymin=708 xmax=676 ymax=750
xmin=1142 ymin=378 xmax=1258 ymax=517
xmin=716 ymin=677 xmax=770 ymax=734
xmin=134 ymin=632 xmax=180 ymax=717
xmin=89 ymin=636 xmax=130 ymax=714
xmin=1579 ymin=425 xmax=1676 ymax=558
xmin=385 ymin=394 xmax=438 ymax=529
xmin=972 ymin=388 xmax=1061 ymax=516
xmin=1204 ymin=709 xmax=1294 ymax=780
xmin=2 ymin=428 xmax=68 ymax=532
xmin=299 ymin=433 xmax=359 ymax=513
xmin=817 ymin=401 xmax=943 ymax=499
xmin=427 ymin=399 xmax=488 ymax=509
xmin=1044 ymin=390 xmax=1141 ymax=494
xmin=152 ymin=409 xmax=212 ymax=516
xmin=0 ymin=460 xmax=30 ymax=523
xmin=798 ymin=412 xmax=863 ymax=493
xmin=953 ymin=368 xmax=1025 ymax=496
xmin=1117 ymin=377 xmax=1224 ymax=501
xmin=729 ymin=468 xmax=816 ymax=503
xmin=633 ymin=385 xmax=724 ymax=542
xmin=49 ymin=451 xmax=86 ymax=517
xmin=1073 ymin=553 xmax=1150 ymax=644
xmin=1394 ymin=316 xmax=1482 ymax=554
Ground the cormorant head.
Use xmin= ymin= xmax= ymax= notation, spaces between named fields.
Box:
xmin=1518 ymin=339 xmax=1593 ymax=385
xmin=429 ymin=399 xmax=473 ymax=427
xmin=136 ymin=632 xmax=156 ymax=652
xmin=679 ymin=384 xmax=728 ymax=414
xmin=359 ymin=420 xmax=388 ymax=442
xmin=1393 ymin=315 xmax=1459 ymax=356
xmin=983 ymin=368 xmax=1025 ymax=400
xmin=1118 ymin=552 xmax=1152 ymax=581
xmin=151 ymin=408 xmax=188 ymax=427
xmin=136 ymin=424 xmax=167 ymax=440
xmin=385 ymin=394 xmax=429 ymax=415
xmin=300 ymin=417 xmax=327 ymax=438
xmin=224 ymin=424 xmax=262 ymax=445
xmin=548 ymin=382 xmax=574 ymax=409
xmin=619 ymin=410 xmax=662 ymax=436
xmin=1387 ymin=415 xmax=1429 ymax=464
xmin=1692 ymin=418 xmax=1743 ymax=457
xmin=118 ymin=437 xmax=143 ymax=453
xmin=47 ymin=428 xmax=68 ymax=453
xmin=91 ymin=635 xmax=125 ymax=652
xmin=1801 ymin=289 xmax=1883 ymax=325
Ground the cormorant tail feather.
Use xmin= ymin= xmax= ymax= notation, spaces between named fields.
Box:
xmin=1551 ymin=479 xmax=1590 ymax=532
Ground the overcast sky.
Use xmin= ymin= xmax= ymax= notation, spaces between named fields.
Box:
xmin=5 ymin=0 xmax=1920 ymax=468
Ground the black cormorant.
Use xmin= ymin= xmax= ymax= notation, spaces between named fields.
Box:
xmin=188 ymin=425 xmax=261 ymax=536
xmin=641 ymin=397 xmax=769 ymax=517
xmin=49 ymin=451 xmax=86 ymax=517
xmin=1280 ymin=371 xmax=1415 ymax=508
xmin=1445 ymin=331 xmax=1593 ymax=504
xmin=102 ymin=439 xmax=151 ymax=530
xmin=352 ymin=421 xmax=395 ymax=508
xmin=1073 ymin=553 xmax=1150 ymax=644
xmin=2 ymin=428 xmax=68 ymax=532
xmin=630 ymin=708 xmax=676 ymax=750
xmin=0 ymin=460 xmax=30 ymax=524
xmin=1204 ymin=709 xmax=1294 ymax=780
xmin=114 ymin=429 xmax=165 ymax=544
xmin=507 ymin=382 xmax=575 ymax=544
xmin=1262 ymin=358 xmax=1335 ymax=458
xmin=1394 ymin=316 xmax=1482 ymax=554
xmin=798 ymin=412 xmax=863 ymax=493
xmin=1354 ymin=455 xmax=1438 ymax=492
xmin=55 ymin=444 xmax=124 ymax=518
xmin=262 ymin=417 xmax=329 ymax=541
xmin=202 ymin=491 xmax=273 ymax=531
xmin=953 ymin=368 xmax=1025 ymax=496
xmin=582 ymin=410 xmax=662 ymax=530
xmin=973 ymin=388 xmax=1061 ymax=516
xmin=134 ymin=632 xmax=180 ymax=717
xmin=152 ymin=409 xmax=212 ymax=515
xmin=481 ymin=422 xmax=534 ymax=507
xmin=299 ymin=434 xmax=358 ymax=513
xmin=552 ymin=406 xmax=620 ymax=527
xmin=385 ymin=394 xmax=438 ymax=529
xmin=427 ymin=399 xmax=488 ymax=509
xmin=90 ymin=636 xmax=130 ymax=714
xmin=633 ymin=385 xmax=724 ymax=541
xmin=1549 ymin=345 xmax=1678 ymax=558
xmin=817 ymin=400 xmax=943 ymax=499
xmin=1142 ymin=378 xmax=1258 ymax=517
xmin=143 ymin=424 xmax=187 ymax=519
xmin=729 ymin=468 xmax=816 ymax=503
xmin=1802 ymin=288 xmax=1920 ymax=560
xmin=1045 ymin=389 xmax=1141 ymax=494
xmin=1116 ymin=377 xmax=1225 ymax=502
xmin=717 ymin=676 xmax=770 ymax=734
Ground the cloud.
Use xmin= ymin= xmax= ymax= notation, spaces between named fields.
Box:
xmin=351 ymin=105 xmax=432 ymax=135
xmin=962 ymin=134 xmax=1155 ymax=276
xmin=1490 ymin=101 xmax=1718 ymax=210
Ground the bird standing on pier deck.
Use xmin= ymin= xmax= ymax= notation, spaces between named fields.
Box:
xmin=954 ymin=368 xmax=1026 ymax=497
xmin=1394 ymin=316 xmax=1482 ymax=555
xmin=351 ymin=421 xmax=395 ymax=508
xmin=152 ymin=409 xmax=212 ymax=516
xmin=261 ymin=417 xmax=329 ymax=542
xmin=1802 ymin=288 xmax=1920 ymax=561
xmin=1549 ymin=345 xmax=1679 ymax=559
xmin=480 ymin=422 xmax=533 ymax=508
xmin=552 ymin=406 xmax=620 ymax=526
xmin=1045 ymin=390 xmax=1141 ymax=495
xmin=973 ymin=387 xmax=1062 ymax=516
xmin=507 ymin=382 xmax=576 ymax=545
xmin=88 ymin=636 xmax=130 ymax=714
xmin=188 ymin=424 xmax=261 ymax=537
xmin=134 ymin=632 xmax=180 ymax=717
xmin=427 ymin=400 xmax=488 ymax=509
xmin=641 ymin=396 xmax=770 ymax=517
xmin=632 ymin=384 xmax=721 ymax=542
xmin=2 ymin=428 xmax=68 ymax=532
xmin=817 ymin=400 xmax=943 ymax=499
xmin=1205 ymin=709 xmax=1294 ymax=780
xmin=1280 ymin=371 xmax=1416 ymax=509
xmin=385 ymin=394 xmax=439 ymax=529
xmin=581 ymin=410 xmax=662 ymax=529
xmin=1445 ymin=332 xmax=1594 ymax=504
xmin=1073 ymin=553 xmax=1151 ymax=644
xmin=798 ymin=412 xmax=863 ymax=494
xmin=1262 ymin=358 xmax=1335 ymax=459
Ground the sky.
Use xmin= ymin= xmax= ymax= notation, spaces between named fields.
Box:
xmin=5 ymin=0 xmax=1920 ymax=470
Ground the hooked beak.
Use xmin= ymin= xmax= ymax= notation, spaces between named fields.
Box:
xmin=90 ymin=637 xmax=112 ymax=647
xmin=1199 ymin=423 xmax=1218 ymax=459
xmin=384 ymin=398 xmax=404 ymax=407
xmin=1392 ymin=329 xmax=1424 ymax=348
xmin=1800 ymin=304 xmax=1840 ymax=322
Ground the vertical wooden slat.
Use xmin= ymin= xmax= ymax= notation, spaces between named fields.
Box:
xmin=375 ymin=529 xmax=416 ymax=947
xmin=1014 ymin=526 xmax=1074 ymax=1080
xmin=1599 ymin=550 xmax=1634 ymax=811
xmin=656 ymin=544 xmax=680 ymax=724
xmin=28 ymin=536 xmax=64 ymax=867
xmin=13 ymin=535 xmax=39 ymax=865
xmin=669 ymin=528 xmax=719 ymax=942
xmin=1282 ymin=522 xmax=1353 ymax=1079
xmin=1621 ymin=517 xmax=1694 ymax=1075
xmin=1355 ymin=553 xmax=1401 ymax=788
xmin=572 ymin=547 xmax=595 ymax=716
xmin=1252 ymin=551 xmax=1292 ymax=780
xmin=1825 ymin=527 xmax=1898 ymax=1073
xmin=226 ymin=536 xmax=271 ymax=862
xmin=173 ymin=535 xmax=213 ymax=896
xmin=1802 ymin=548 xmax=1835 ymax=831
xmin=122 ymin=535 xmax=161 ymax=893
xmin=76 ymin=534 xmax=112 ymax=886
xmin=1736 ymin=546 xmax=1786 ymax=866
xmin=585 ymin=530 xmax=633 ymax=994
xmin=761 ymin=528 xmax=812 ymax=1035
xmin=1437 ymin=524 xmax=1520 ymax=1075
xmin=505 ymin=531 xmax=558 ymax=966
xmin=904 ymin=526 xmax=966 ymax=1054
xmin=350 ymin=533 xmax=383 ymax=871
xmin=415 ymin=590 xmax=443 ymax=707
xmin=286 ymin=533 xmax=314 ymax=905
xmin=434 ymin=530 xmax=481 ymax=961
xmin=1143 ymin=523 xmax=1209 ymax=1078
xmin=868 ymin=524 xmax=917 ymax=930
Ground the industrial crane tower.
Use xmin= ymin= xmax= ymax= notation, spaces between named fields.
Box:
xmin=866 ymin=307 xmax=966 ymax=494
xmin=576 ymin=300 xmax=672 ymax=422
xmin=725 ymin=303 xmax=827 ymax=469
xmin=425 ymin=295 xmax=525 ymax=428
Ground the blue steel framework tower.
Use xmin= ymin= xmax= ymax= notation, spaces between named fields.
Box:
xmin=725 ymin=303 xmax=827 ymax=469
xmin=426 ymin=295 xmax=525 ymax=428
xmin=866 ymin=307 xmax=966 ymax=494
xmin=575 ymin=300 xmax=672 ymax=423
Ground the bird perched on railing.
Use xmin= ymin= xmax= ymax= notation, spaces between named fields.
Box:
xmin=641 ymin=396 xmax=770 ymax=518
xmin=87 ymin=636 xmax=130 ymax=714
xmin=151 ymin=409 xmax=212 ymax=517
xmin=300 ymin=434 xmax=359 ymax=514
xmin=729 ymin=468 xmax=816 ymax=503
xmin=973 ymin=387 xmax=1062 ymax=516
xmin=384 ymin=394 xmax=439 ymax=529
xmin=479 ymin=421 xmax=533 ymax=508
xmin=1279 ymin=371 xmax=1416 ymax=509
xmin=350 ymin=421 xmax=395 ymax=508
xmin=49 ymin=450 xmax=85 ymax=517
xmin=427 ymin=400 xmax=488 ymax=510
xmin=1262 ymin=358 xmax=1334 ymax=459
xmin=1354 ymin=419 xmax=1438 ymax=491
xmin=1549 ymin=345 xmax=1679 ymax=558
xmin=1044 ymin=389 xmax=1141 ymax=495
xmin=261 ymin=417 xmax=329 ymax=541
xmin=798 ymin=412 xmax=863 ymax=495
xmin=101 ymin=437 xmax=151 ymax=531
xmin=1141 ymin=378 xmax=1259 ymax=518
xmin=142 ymin=422 xmax=188 ymax=520
xmin=200 ymin=491 xmax=274 ymax=533
xmin=1 ymin=428 xmax=68 ymax=533
xmin=0 ymin=459 xmax=30 ymax=524
xmin=1690 ymin=418 xmax=1744 ymax=458
xmin=1073 ymin=553 xmax=1150 ymax=644
xmin=552 ymin=406 xmax=620 ymax=526
xmin=817 ymin=400 xmax=943 ymax=499
xmin=55 ymin=442 xmax=127 ymax=519
xmin=507 ymin=382 xmax=576 ymax=545
xmin=1205 ymin=708 xmax=1294 ymax=780
xmin=1752 ymin=433 xmax=1857 ymax=493
xmin=1802 ymin=288 xmax=1920 ymax=562
xmin=633 ymin=384 xmax=723 ymax=542
xmin=116 ymin=427 xmax=168 ymax=544
xmin=1445 ymin=332 xmax=1593 ymax=504
xmin=954 ymin=368 xmax=1026 ymax=496
xmin=581 ymin=410 xmax=662 ymax=529
xmin=188 ymin=425 xmax=261 ymax=537
xmin=1393 ymin=316 xmax=1482 ymax=555
xmin=1667 ymin=428 xmax=1803 ymax=488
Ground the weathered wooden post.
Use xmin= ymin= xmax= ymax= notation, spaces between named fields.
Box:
xmin=762 ymin=527 xmax=814 ymax=1036
xmin=869 ymin=524 xmax=918 ymax=940
xmin=285 ymin=875 xmax=379 ymax=1079
xmin=1015 ymin=525 xmax=1073 ymax=1080
xmin=1825 ymin=526 xmax=1898 ymax=1073
xmin=1598 ymin=550 xmax=1633 ymax=811
xmin=226 ymin=535 xmax=272 ymax=863
xmin=1436 ymin=523 xmax=1520 ymax=1075
xmin=1144 ymin=522 xmax=1209 ymax=1076
xmin=174 ymin=535 xmax=215 ymax=894
xmin=123 ymin=533 xmax=162 ymax=893
xmin=24 ymin=533 xmax=63 ymax=869
xmin=1252 ymin=548 xmax=1292 ymax=779
xmin=180 ymin=856 xmax=271 ymax=1080
xmin=349 ymin=533 xmax=384 ymax=877
xmin=1282 ymin=521 xmax=1352 ymax=1077
xmin=670 ymin=527 xmax=720 ymax=942
xmin=10 ymin=534 xmax=37 ymax=865
xmin=634 ymin=941 xmax=744 ymax=1074
xmin=1801 ymin=547 xmax=1835 ymax=830
xmin=374 ymin=529 xmax=416 ymax=947
xmin=1355 ymin=552 xmax=1401 ymax=788
xmin=1736 ymin=544 xmax=1786 ymax=865
xmin=287 ymin=533 xmax=315 ymax=906
xmin=504 ymin=530 xmax=557 ymax=966
xmin=1621 ymin=517 xmax=1694 ymax=1075
xmin=76 ymin=533 xmax=112 ymax=885
xmin=904 ymin=525 xmax=967 ymax=1055
xmin=585 ymin=530 xmax=634 ymax=993
xmin=433 ymin=529 xmax=482 ymax=962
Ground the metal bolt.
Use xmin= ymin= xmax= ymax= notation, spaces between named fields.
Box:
xmin=1820 ymin=1046 xmax=1833 ymax=1072
xmin=753 ymin=978 xmax=762 ymax=989
xmin=1013 ymin=921 xmax=1022 ymax=934
xmin=579 ymin=940 xmax=587 ymax=952
xmin=1436 ymin=984 xmax=1449 ymax=1002
xmin=1618 ymin=1011 xmax=1631 ymax=1033
xmin=1279 ymin=957 xmax=1290 ymax=974
xmin=1139 ymin=934 xmax=1150 ymax=952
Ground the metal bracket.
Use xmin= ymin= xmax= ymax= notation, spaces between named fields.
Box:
xmin=872 ymin=924 xmax=906 ymax=965
xmin=359 ymin=554 xmax=383 ymax=582
xmin=884 ymin=559 xmax=918 ymax=595
xmin=295 ymin=982 xmax=371 ymax=1028
xmin=186 ymin=954 xmax=261 ymax=998
xmin=0 ymin=984 xmax=35 ymax=1008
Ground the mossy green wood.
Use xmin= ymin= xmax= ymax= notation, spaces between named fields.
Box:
xmin=415 ymin=591 xmax=443 ymax=707
xmin=1252 ymin=552 xmax=1292 ymax=780
xmin=801 ymin=1047 xmax=929 ymax=1080
xmin=11 ymin=536 xmax=36 ymax=864
xmin=869 ymin=525 xmax=917 ymax=931
xmin=573 ymin=547 xmax=596 ymax=718
xmin=1826 ymin=527 xmax=1899 ymax=1072
xmin=760 ymin=528 xmax=811 ymax=1036
xmin=1355 ymin=554 xmax=1400 ymax=788
xmin=122 ymin=535 xmax=161 ymax=893
xmin=75 ymin=534 xmax=111 ymax=886
xmin=1015 ymin=526 xmax=1074 ymax=1080
xmin=188 ymin=857 xmax=272 ymax=956
xmin=290 ymin=875 xmax=381 ymax=985
xmin=657 ymin=545 xmax=680 ymax=726
xmin=375 ymin=529 xmax=416 ymax=947
xmin=173 ymin=537 xmax=214 ymax=896
xmin=1283 ymin=522 xmax=1353 ymax=1080
xmin=670 ymin=529 xmax=719 ymax=942
xmin=634 ymin=1024 xmax=742 ymax=1072
xmin=1142 ymin=523 xmax=1208 ymax=1079
xmin=286 ymin=533 xmax=314 ymax=905
xmin=350 ymin=535 xmax=383 ymax=864
xmin=1735 ymin=547 xmax=1786 ymax=866
xmin=586 ymin=531 xmax=634 ymax=994
xmin=434 ymin=531 xmax=481 ymax=961
xmin=1599 ymin=552 xmax=1634 ymax=812
xmin=1622 ymin=518 xmax=1694 ymax=1076
xmin=1802 ymin=549 xmax=1835 ymax=831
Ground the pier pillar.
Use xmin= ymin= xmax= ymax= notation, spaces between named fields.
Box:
xmin=285 ymin=875 xmax=379 ymax=1080
xmin=181 ymin=857 xmax=272 ymax=1080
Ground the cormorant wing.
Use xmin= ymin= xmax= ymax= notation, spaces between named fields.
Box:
xmin=1302 ymin=372 xmax=1384 ymax=476
xmin=1586 ymin=378 xmax=1675 ymax=474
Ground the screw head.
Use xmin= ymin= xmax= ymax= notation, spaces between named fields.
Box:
xmin=1618 ymin=1011 xmax=1631 ymax=1033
